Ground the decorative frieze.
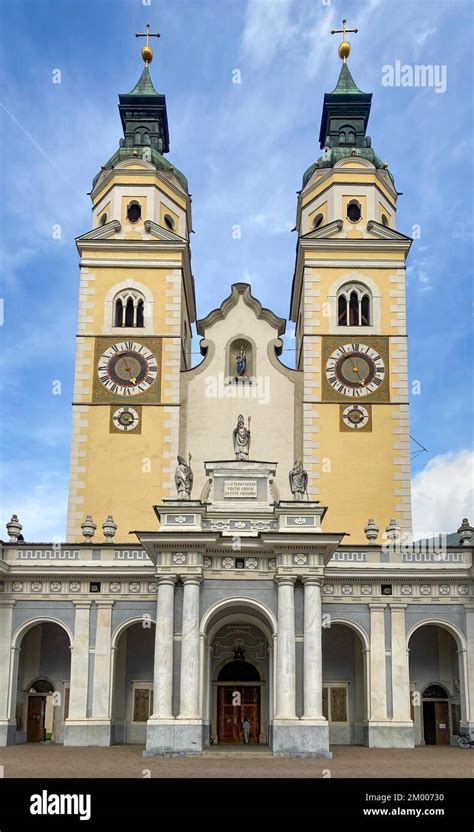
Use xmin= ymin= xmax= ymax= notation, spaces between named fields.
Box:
xmin=16 ymin=549 xmax=80 ymax=560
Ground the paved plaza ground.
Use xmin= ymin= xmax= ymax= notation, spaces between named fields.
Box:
xmin=0 ymin=744 xmax=472 ymax=779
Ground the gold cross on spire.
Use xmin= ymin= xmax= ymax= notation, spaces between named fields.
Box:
xmin=135 ymin=23 xmax=161 ymax=66
xmin=330 ymin=18 xmax=359 ymax=63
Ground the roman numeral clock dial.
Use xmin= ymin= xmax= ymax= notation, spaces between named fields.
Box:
xmin=325 ymin=343 xmax=385 ymax=397
xmin=97 ymin=341 xmax=158 ymax=396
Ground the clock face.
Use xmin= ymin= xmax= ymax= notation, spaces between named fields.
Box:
xmin=112 ymin=406 xmax=140 ymax=432
xmin=326 ymin=343 xmax=385 ymax=397
xmin=341 ymin=404 xmax=370 ymax=430
xmin=98 ymin=341 xmax=158 ymax=396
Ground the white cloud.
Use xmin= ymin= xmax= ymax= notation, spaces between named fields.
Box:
xmin=411 ymin=450 xmax=474 ymax=540
xmin=416 ymin=27 xmax=437 ymax=47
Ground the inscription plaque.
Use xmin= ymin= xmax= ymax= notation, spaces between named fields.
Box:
xmin=224 ymin=479 xmax=257 ymax=499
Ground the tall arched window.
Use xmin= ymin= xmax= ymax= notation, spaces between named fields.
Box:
xmin=336 ymin=283 xmax=372 ymax=327
xmin=114 ymin=298 xmax=123 ymax=327
xmin=338 ymin=294 xmax=347 ymax=326
xmin=113 ymin=289 xmax=146 ymax=328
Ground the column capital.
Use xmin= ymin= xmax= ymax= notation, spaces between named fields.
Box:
xmin=72 ymin=600 xmax=92 ymax=609
xmin=157 ymin=575 xmax=178 ymax=587
xmin=181 ymin=575 xmax=202 ymax=586
xmin=301 ymin=576 xmax=323 ymax=587
xmin=389 ymin=603 xmax=408 ymax=611
xmin=0 ymin=600 xmax=16 ymax=609
xmin=275 ymin=575 xmax=297 ymax=587
xmin=369 ymin=603 xmax=387 ymax=610
xmin=94 ymin=600 xmax=115 ymax=608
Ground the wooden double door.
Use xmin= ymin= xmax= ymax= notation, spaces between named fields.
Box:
xmin=218 ymin=686 xmax=260 ymax=744
xmin=27 ymin=696 xmax=46 ymax=742
xmin=423 ymin=700 xmax=450 ymax=745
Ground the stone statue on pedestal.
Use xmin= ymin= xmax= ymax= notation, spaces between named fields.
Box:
xmin=233 ymin=415 xmax=251 ymax=460
xmin=289 ymin=460 xmax=308 ymax=501
xmin=175 ymin=454 xmax=193 ymax=500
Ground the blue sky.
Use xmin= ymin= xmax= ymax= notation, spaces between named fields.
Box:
xmin=0 ymin=0 xmax=473 ymax=541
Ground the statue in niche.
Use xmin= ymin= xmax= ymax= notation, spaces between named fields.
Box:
xmin=233 ymin=415 xmax=251 ymax=460
xmin=233 ymin=643 xmax=246 ymax=661
xmin=235 ymin=345 xmax=247 ymax=377
xmin=289 ymin=460 xmax=308 ymax=501
xmin=175 ymin=454 xmax=193 ymax=500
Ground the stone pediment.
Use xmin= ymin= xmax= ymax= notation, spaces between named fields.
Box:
xmin=143 ymin=219 xmax=188 ymax=243
xmin=196 ymin=283 xmax=286 ymax=337
xmin=75 ymin=220 xmax=122 ymax=242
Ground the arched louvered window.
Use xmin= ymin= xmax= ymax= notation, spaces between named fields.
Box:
xmin=336 ymin=283 xmax=372 ymax=327
xmin=125 ymin=298 xmax=134 ymax=327
xmin=113 ymin=289 xmax=146 ymax=328
xmin=361 ymin=294 xmax=370 ymax=326
xmin=114 ymin=299 xmax=123 ymax=327
xmin=349 ymin=291 xmax=359 ymax=326
xmin=338 ymin=293 xmax=348 ymax=326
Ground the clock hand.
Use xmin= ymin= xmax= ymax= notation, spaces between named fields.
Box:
xmin=352 ymin=365 xmax=366 ymax=385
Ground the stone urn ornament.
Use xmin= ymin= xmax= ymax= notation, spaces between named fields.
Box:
xmin=6 ymin=514 xmax=22 ymax=542
xmin=102 ymin=515 xmax=117 ymax=541
xmin=457 ymin=518 xmax=473 ymax=546
xmin=81 ymin=515 xmax=97 ymax=540
xmin=364 ymin=518 xmax=379 ymax=542
xmin=385 ymin=518 xmax=400 ymax=543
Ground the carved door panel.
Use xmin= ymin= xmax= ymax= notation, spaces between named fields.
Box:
xmin=241 ymin=687 xmax=259 ymax=743
xmin=218 ymin=687 xmax=260 ymax=743
xmin=434 ymin=702 xmax=449 ymax=745
xmin=219 ymin=687 xmax=239 ymax=742
xmin=27 ymin=696 xmax=45 ymax=743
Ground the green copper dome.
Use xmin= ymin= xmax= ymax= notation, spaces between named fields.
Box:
xmin=92 ymin=65 xmax=188 ymax=193
xmin=302 ymin=62 xmax=393 ymax=187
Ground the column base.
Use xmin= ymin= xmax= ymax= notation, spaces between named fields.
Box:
xmin=63 ymin=719 xmax=112 ymax=746
xmin=272 ymin=719 xmax=332 ymax=758
xmin=144 ymin=718 xmax=203 ymax=756
xmin=0 ymin=720 xmax=17 ymax=746
xmin=368 ymin=721 xmax=414 ymax=748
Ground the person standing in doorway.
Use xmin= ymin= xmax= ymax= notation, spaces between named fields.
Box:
xmin=242 ymin=718 xmax=251 ymax=744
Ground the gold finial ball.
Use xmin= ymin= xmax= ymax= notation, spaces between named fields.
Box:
xmin=141 ymin=45 xmax=153 ymax=64
xmin=338 ymin=41 xmax=351 ymax=60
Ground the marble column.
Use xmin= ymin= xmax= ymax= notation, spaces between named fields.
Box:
xmin=178 ymin=576 xmax=201 ymax=718
xmin=369 ymin=603 xmax=387 ymax=722
xmin=302 ymin=578 xmax=324 ymax=719
xmin=152 ymin=576 xmax=176 ymax=719
xmin=64 ymin=601 xmax=91 ymax=745
xmin=67 ymin=601 xmax=91 ymax=720
xmin=0 ymin=601 xmax=16 ymax=745
xmin=275 ymin=576 xmax=296 ymax=719
xmin=91 ymin=601 xmax=114 ymax=743
xmin=390 ymin=604 xmax=412 ymax=723
xmin=463 ymin=603 xmax=474 ymax=728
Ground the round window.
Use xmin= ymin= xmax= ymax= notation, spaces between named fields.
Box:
xmin=127 ymin=202 xmax=141 ymax=223
xmin=164 ymin=214 xmax=175 ymax=231
xmin=347 ymin=200 xmax=361 ymax=223
xmin=99 ymin=213 xmax=108 ymax=226
xmin=381 ymin=213 xmax=389 ymax=227
xmin=312 ymin=213 xmax=324 ymax=230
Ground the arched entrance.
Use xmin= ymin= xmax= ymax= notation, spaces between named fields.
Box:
xmin=201 ymin=598 xmax=276 ymax=748
xmin=13 ymin=621 xmax=72 ymax=744
xmin=217 ymin=660 xmax=261 ymax=744
xmin=111 ymin=619 xmax=156 ymax=744
xmin=408 ymin=622 xmax=465 ymax=746
xmin=322 ymin=621 xmax=369 ymax=745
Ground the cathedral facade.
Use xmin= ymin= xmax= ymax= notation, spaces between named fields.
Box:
xmin=0 ymin=31 xmax=472 ymax=758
